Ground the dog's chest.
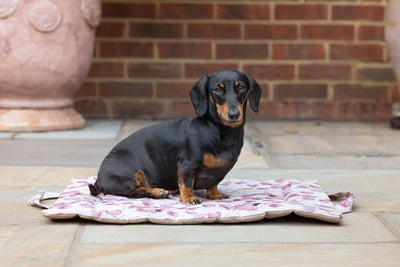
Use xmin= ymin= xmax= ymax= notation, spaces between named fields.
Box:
xmin=192 ymin=148 xmax=239 ymax=190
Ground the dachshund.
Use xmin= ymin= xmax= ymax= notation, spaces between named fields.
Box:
xmin=89 ymin=70 xmax=262 ymax=204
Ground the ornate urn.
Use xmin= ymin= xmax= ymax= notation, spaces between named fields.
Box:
xmin=0 ymin=0 xmax=101 ymax=131
xmin=386 ymin=0 xmax=400 ymax=128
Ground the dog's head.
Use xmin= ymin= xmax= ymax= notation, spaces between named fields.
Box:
xmin=190 ymin=70 xmax=262 ymax=128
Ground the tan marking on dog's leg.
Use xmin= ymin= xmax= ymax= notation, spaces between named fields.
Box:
xmin=206 ymin=186 xmax=228 ymax=200
xmin=129 ymin=170 xmax=170 ymax=199
xmin=134 ymin=170 xmax=152 ymax=188
xmin=178 ymin=177 xmax=200 ymax=205
xmin=133 ymin=187 xmax=171 ymax=199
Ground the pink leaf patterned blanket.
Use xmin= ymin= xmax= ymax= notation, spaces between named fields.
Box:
xmin=28 ymin=177 xmax=354 ymax=224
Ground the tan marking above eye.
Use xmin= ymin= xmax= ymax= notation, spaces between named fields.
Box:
xmin=219 ymin=83 xmax=224 ymax=88
xmin=235 ymin=82 xmax=239 ymax=86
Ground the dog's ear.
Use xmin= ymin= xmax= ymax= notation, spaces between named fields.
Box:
xmin=190 ymin=74 xmax=209 ymax=117
xmin=244 ymin=72 xmax=262 ymax=112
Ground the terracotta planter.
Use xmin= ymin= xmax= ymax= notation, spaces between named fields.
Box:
xmin=386 ymin=0 xmax=400 ymax=128
xmin=0 ymin=0 xmax=101 ymax=131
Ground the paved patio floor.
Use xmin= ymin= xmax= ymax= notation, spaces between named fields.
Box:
xmin=1 ymin=119 xmax=400 ymax=266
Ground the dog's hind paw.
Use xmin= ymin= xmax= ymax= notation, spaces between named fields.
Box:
xmin=153 ymin=189 xmax=171 ymax=199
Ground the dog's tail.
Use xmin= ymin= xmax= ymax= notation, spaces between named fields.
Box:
xmin=88 ymin=180 xmax=103 ymax=196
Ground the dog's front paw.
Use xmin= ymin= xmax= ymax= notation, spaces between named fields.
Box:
xmin=206 ymin=191 xmax=228 ymax=200
xmin=206 ymin=186 xmax=229 ymax=200
xmin=181 ymin=196 xmax=201 ymax=205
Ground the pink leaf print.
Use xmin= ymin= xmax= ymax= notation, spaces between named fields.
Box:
xmin=167 ymin=211 xmax=179 ymax=217
xmin=339 ymin=199 xmax=351 ymax=208
xmin=91 ymin=210 xmax=102 ymax=218
xmin=269 ymin=204 xmax=283 ymax=208
xmin=79 ymin=203 xmax=93 ymax=208
xmin=304 ymin=206 xmax=316 ymax=213
xmin=207 ymin=212 xmax=221 ymax=218
xmin=282 ymin=184 xmax=291 ymax=191
xmin=106 ymin=210 xmax=122 ymax=216
xmin=238 ymin=205 xmax=258 ymax=211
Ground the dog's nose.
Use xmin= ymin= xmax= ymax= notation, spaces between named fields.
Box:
xmin=228 ymin=109 xmax=240 ymax=120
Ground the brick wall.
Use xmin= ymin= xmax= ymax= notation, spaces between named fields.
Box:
xmin=74 ymin=0 xmax=399 ymax=120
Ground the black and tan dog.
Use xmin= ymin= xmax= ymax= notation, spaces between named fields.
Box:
xmin=89 ymin=70 xmax=262 ymax=204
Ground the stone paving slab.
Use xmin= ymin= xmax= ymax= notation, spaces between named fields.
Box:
xmin=262 ymin=134 xmax=400 ymax=156
xmin=268 ymin=154 xmax=400 ymax=169
xmin=71 ymin=243 xmax=400 ymax=266
xmin=0 ymin=223 xmax=78 ymax=267
xmin=0 ymin=139 xmax=115 ymax=167
xmin=15 ymin=120 xmax=123 ymax=140
xmin=377 ymin=212 xmax=400 ymax=239
xmin=80 ymin=213 xmax=395 ymax=244
xmin=0 ymin=166 xmax=97 ymax=187
xmin=247 ymin=121 xmax=400 ymax=169
xmin=249 ymin=120 xmax=396 ymax=135
xmin=0 ymin=132 xmax=13 ymax=139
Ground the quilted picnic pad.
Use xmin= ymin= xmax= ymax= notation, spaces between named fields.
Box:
xmin=28 ymin=177 xmax=355 ymax=224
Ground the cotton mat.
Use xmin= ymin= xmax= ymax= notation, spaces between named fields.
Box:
xmin=28 ymin=176 xmax=354 ymax=224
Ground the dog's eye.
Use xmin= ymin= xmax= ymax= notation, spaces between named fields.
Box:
xmin=213 ymin=88 xmax=223 ymax=94
xmin=237 ymin=86 xmax=246 ymax=93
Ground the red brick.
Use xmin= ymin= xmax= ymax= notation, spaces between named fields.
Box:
xmin=392 ymin=85 xmax=400 ymax=102
xmin=299 ymin=64 xmax=352 ymax=80
xmin=245 ymin=24 xmax=297 ymax=40
xmin=244 ymin=64 xmax=295 ymax=80
xmin=281 ymin=103 xmax=336 ymax=119
xmin=100 ymin=42 xmax=153 ymax=58
xmin=130 ymin=22 xmax=183 ymax=39
xmin=167 ymin=102 xmax=196 ymax=118
xmin=274 ymin=84 xmax=327 ymax=100
xmin=218 ymin=4 xmax=270 ymax=20
xmin=333 ymin=84 xmax=388 ymax=100
xmin=99 ymin=82 xmax=153 ymax=98
xmin=217 ymin=44 xmax=269 ymax=59
xmin=158 ymin=42 xmax=211 ymax=59
xmin=358 ymin=25 xmax=384 ymax=41
xmin=356 ymin=67 xmax=396 ymax=82
xmin=275 ymin=4 xmax=327 ymax=20
xmin=301 ymin=25 xmax=354 ymax=40
xmin=156 ymin=82 xmax=192 ymax=98
xmin=273 ymin=44 xmax=325 ymax=60
xmin=257 ymin=83 xmax=269 ymax=99
xmin=185 ymin=63 xmax=239 ymax=78
xmin=330 ymin=44 xmax=383 ymax=61
xmin=97 ymin=22 xmax=126 ymax=38
xmin=249 ymin=102 xmax=280 ymax=119
xmin=160 ymin=3 xmax=213 ymax=19
xmin=112 ymin=101 xmax=165 ymax=118
xmin=88 ymin=62 xmax=124 ymax=78
xmin=338 ymin=103 xmax=391 ymax=120
xmin=75 ymin=81 xmax=97 ymax=98
xmin=74 ymin=99 xmax=108 ymax=118
xmin=332 ymin=5 xmax=384 ymax=21
xmin=188 ymin=23 xmax=241 ymax=39
xmin=102 ymin=3 xmax=155 ymax=18
xmin=128 ymin=63 xmax=181 ymax=79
